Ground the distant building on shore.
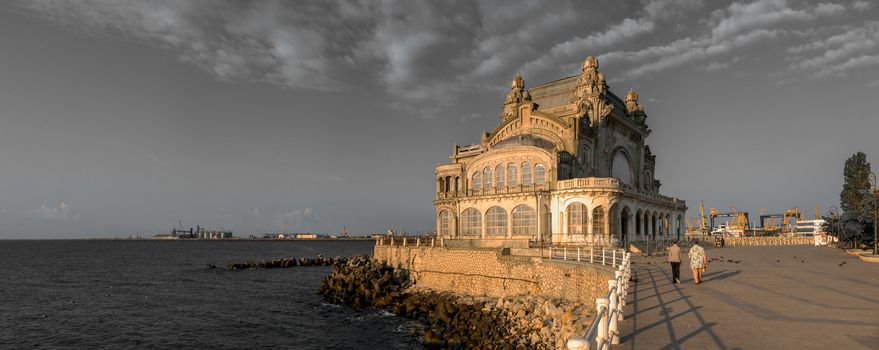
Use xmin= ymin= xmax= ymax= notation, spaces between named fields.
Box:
xmin=433 ymin=56 xmax=686 ymax=247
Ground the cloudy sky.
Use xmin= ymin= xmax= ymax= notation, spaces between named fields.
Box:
xmin=1 ymin=0 xmax=878 ymax=238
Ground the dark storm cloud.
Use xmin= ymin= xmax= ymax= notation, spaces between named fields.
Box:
xmin=17 ymin=0 xmax=879 ymax=108
xmin=3 ymin=0 xmax=879 ymax=237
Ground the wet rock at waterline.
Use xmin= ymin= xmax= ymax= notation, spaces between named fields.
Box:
xmin=319 ymin=257 xmax=593 ymax=349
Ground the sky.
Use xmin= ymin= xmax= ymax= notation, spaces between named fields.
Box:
xmin=1 ymin=0 xmax=878 ymax=238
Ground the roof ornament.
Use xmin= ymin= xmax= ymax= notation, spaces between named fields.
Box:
xmin=625 ymin=89 xmax=648 ymax=126
xmin=625 ymin=89 xmax=643 ymax=113
xmin=501 ymin=73 xmax=531 ymax=120
xmin=573 ymin=56 xmax=613 ymax=127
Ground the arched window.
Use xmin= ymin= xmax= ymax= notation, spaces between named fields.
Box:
xmin=472 ymin=171 xmax=481 ymax=190
xmin=437 ymin=210 xmax=450 ymax=236
xmin=612 ymin=151 xmax=632 ymax=185
xmin=495 ymin=165 xmax=505 ymax=188
xmin=507 ymin=164 xmax=518 ymax=186
xmin=567 ymin=203 xmax=588 ymax=234
xmin=483 ymin=167 xmax=492 ymax=188
xmin=535 ymin=163 xmax=546 ymax=184
xmin=485 ymin=206 xmax=508 ymax=235
xmin=511 ymin=205 xmax=536 ymax=235
xmin=444 ymin=176 xmax=451 ymax=192
xmin=593 ymin=206 xmax=605 ymax=235
xmin=522 ymin=162 xmax=532 ymax=185
xmin=461 ymin=208 xmax=482 ymax=236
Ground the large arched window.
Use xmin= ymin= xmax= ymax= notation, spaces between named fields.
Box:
xmin=511 ymin=205 xmax=536 ymax=235
xmin=495 ymin=165 xmax=505 ymax=188
xmin=483 ymin=167 xmax=492 ymax=188
xmin=522 ymin=162 xmax=532 ymax=185
xmin=593 ymin=206 xmax=605 ymax=235
xmin=567 ymin=203 xmax=588 ymax=234
xmin=437 ymin=210 xmax=450 ymax=236
xmin=472 ymin=171 xmax=481 ymax=190
xmin=507 ymin=164 xmax=518 ymax=186
xmin=485 ymin=206 xmax=507 ymax=235
xmin=612 ymin=151 xmax=632 ymax=185
xmin=461 ymin=208 xmax=482 ymax=236
xmin=535 ymin=163 xmax=546 ymax=184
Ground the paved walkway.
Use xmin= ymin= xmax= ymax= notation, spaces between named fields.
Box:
xmin=619 ymin=246 xmax=879 ymax=350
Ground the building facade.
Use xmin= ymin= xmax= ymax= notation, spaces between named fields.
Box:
xmin=434 ymin=56 xmax=686 ymax=247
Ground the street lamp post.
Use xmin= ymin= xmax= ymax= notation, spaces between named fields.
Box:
xmin=828 ymin=206 xmax=840 ymax=247
xmin=869 ymin=172 xmax=878 ymax=255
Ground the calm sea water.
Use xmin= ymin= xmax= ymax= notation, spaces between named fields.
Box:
xmin=0 ymin=240 xmax=423 ymax=349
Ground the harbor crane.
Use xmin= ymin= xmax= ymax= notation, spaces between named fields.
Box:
xmin=758 ymin=207 xmax=801 ymax=230
xmin=699 ymin=201 xmax=708 ymax=233
xmin=709 ymin=208 xmax=751 ymax=233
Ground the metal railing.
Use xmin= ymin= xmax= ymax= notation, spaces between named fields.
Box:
xmin=548 ymin=246 xmax=627 ymax=267
xmin=376 ymin=236 xmax=444 ymax=248
xmin=566 ymin=251 xmax=632 ymax=350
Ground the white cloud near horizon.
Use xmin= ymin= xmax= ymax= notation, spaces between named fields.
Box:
xmin=30 ymin=202 xmax=79 ymax=221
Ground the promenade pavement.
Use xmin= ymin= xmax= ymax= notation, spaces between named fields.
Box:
xmin=618 ymin=245 xmax=879 ymax=350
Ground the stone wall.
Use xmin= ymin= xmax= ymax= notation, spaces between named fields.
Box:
xmin=373 ymin=245 xmax=614 ymax=306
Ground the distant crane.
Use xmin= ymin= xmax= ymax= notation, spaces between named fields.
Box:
xmin=709 ymin=207 xmax=751 ymax=233
xmin=783 ymin=207 xmax=801 ymax=227
xmin=699 ymin=201 xmax=708 ymax=233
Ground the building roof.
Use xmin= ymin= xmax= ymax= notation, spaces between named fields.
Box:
xmin=493 ymin=134 xmax=556 ymax=150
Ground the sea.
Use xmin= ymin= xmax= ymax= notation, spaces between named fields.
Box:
xmin=0 ymin=240 xmax=424 ymax=349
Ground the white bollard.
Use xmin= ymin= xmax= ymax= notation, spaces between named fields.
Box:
xmin=602 ymin=248 xmax=606 ymax=265
xmin=431 ymin=238 xmax=435 ymax=247
xmin=403 ymin=238 xmax=407 ymax=247
xmin=577 ymin=247 xmax=581 ymax=262
xmin=608 ymin=280 xmax=620 ymax=345
xmin=416 ymin=238 xmax=420 ymax=247
xmin=596 ymin=297 xmax=610 ymax=347
xmin=564 ymin=247 xmax=568 ymax=261
xmin=613 ymin=249 xmax=617 ymax=267
xmin=590 ymin=247 xmax=594 ymax=264
xmin=566 ymin=336 xmax=588 ymax=350
xmin=615 ymin=271 xmax=624 ymax=321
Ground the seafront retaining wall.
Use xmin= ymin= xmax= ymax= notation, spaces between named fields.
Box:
xmin=372 ymin=244 xmax=614 ymax=305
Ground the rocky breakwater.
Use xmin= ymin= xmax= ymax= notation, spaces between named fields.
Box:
xmin=228 ymin=255 xmax=352 ymax=270
xmin=319 ymin=256 xmax=592 ymax=349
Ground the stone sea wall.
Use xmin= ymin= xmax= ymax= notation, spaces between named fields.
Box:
xmin=372 ymin=245 xmax=614 ymax=306
xmin=319 ymin=256 xmax=596 ymax=349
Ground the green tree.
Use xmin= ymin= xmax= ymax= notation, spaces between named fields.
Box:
xmin=839 ymin=152 xmax=874 ymax=248
xmin=840 ymin=152 xmax=871 ymax=213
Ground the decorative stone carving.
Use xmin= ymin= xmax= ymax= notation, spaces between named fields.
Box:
xmin=625 ymin=89 xmax=649 ymax=127
xmin=572 ymin=56 xmax=613 ymax=127
xmin=625 ymin=90 xmax=643 ymax=114
xmin=501 ymin=74 xmax=531 ymax=120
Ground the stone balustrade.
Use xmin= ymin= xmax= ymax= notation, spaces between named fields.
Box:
xmin=724 ymin=236 xmax=813 ymax=246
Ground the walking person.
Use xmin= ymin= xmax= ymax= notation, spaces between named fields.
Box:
xmin=689 ymin=240 xmax=707 ymax=284
xmin=668 ymin=239 xmax=682 ymax=284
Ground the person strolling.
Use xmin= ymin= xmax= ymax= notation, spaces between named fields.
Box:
xmin=668 ymin=240 xmax=682 ymax=284
xmin=689 ymin=240 xmax=707 ymax=284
